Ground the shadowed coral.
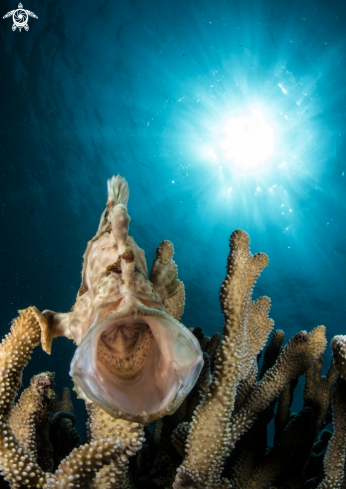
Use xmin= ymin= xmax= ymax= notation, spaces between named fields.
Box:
xmin=314 ymin=336 xmax=346 ymax=489
xmin=260 ymin=330 xmax=285 ymax=377
xmin=273 ymin=377 xmax=297 ymax=444
xmin=229 ymin=326 xmax=327 ymax=446
xmin=9 ymin=372 xmax=55 ymax=473
xmin=50 ymin=411 xmax=81 ymax=470
xmin=316 ymin=377 xmax=346 ymax=489
xmin=331 ymin=335 xmax=346 ymax=379
xmin=54 ymin=388 xmax=73 ymax=414
xmin=304 ymin=358 xmax=337 ymax=429
xmin=230 ymin=355 xmax=336 ymax=489
xmin=43 ymin=439 xmax=123 ymax=489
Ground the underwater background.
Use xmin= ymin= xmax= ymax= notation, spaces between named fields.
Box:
xmin=0 ymin=0 xmax=345 ymax=438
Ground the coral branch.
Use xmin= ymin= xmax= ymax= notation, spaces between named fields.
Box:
xmin=229 ymin=326 xmax=327 ymax=449
xmin=9 ymin=372 xmax=55 ymax=472
xmin=174 ymin=229 xmax=271 ymax=489
xmin=304 ymin=357 xmax=337 ymax=428
xmin=54 ymin=388 xmax=73 ymax=415
xmin=0 ymin=308 xmax=46 ymax=488
xmin=316 ymin=377 xmax=346 ymax=489
xmin=246 ymin=297 xmax=274 ymax=361
xmin=87 ymin=404 xmax=145 ymax=488
xmin=259 ymin=329 xmax=285 ymax=378
xmin=0 ymin=309 xmax=41 ymax=417
xmin=43 ymin=439 xmax=122 ymax=489
xmin=331 ymin=335 xmax=346 ymax=379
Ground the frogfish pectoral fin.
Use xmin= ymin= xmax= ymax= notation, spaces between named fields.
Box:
xmin=31 ymin=308 xmax=73 ymax=354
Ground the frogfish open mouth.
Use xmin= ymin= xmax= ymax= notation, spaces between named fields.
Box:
xmin=42 ymin=175 xmax=203 ymax=424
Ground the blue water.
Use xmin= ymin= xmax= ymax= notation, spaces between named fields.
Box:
xmin=1 ymin=0 xmax=345 ymax=437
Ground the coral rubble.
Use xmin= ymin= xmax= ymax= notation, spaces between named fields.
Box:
xmin=0 ymin=175 xmax=345 ymax=488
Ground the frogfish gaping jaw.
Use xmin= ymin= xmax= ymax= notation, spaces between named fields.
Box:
xmin=42 ymin=175 xmax=204 ymax=424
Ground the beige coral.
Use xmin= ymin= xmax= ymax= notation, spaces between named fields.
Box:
xmin=88 ymin=403 xmax=144 ymax=457
xmin=163 ymin=281 xmax=185 ymax=322
xmin=9 ymin=372 xmax=55 ymax=472
xmin=174 ymin=229 xmax=272 ymax=489
xmin=43 ymin=439 xmax=122 ymax=489
xmin=44 ymin=400 xmax=133 ymax=489
xmin=0 ymin=308 xmax=47 ymax=488
xmin=316 ymin=377 xmax=346 ymax=489
xmin=174 ymin=230 xmax=327 ymax=489
xmin=315 ymin=335 xmax=346 ymax=489
xmin=331 ymin=335 xmax=346 ymax=379
xmin=87 ymin=403 xmax=145 ymax=488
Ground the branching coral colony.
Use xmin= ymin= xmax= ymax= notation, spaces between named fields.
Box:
xmin=0 ymin=175 xmax=345 ymax=489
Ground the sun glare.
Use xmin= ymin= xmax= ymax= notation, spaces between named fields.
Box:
xmin=216 ymin=109 xmax=274 ymax=172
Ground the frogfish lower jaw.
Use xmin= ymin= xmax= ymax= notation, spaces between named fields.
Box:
xmin=70 ymin=304 xmax=204 ymax=424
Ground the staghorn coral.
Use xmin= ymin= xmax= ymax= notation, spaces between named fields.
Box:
xmin=0 ymin=308 xmax=47 ymax=488
xmin=87 ymin=403 xmax=145 ymax=488
xmin=173 ymin=230 xmax=327 ymax=489
xmin=54 ymin=387 xmax=74 ymax=414
xmin=228 ymin=326 xmax=327 ymax=449
xmin=316 ymin=377 xmax=346 ymax=489
xmin=228 ymin=357 xmax=337 ymax=489
xmin=1 ymin=174 xmax=346 ymax=489
xmin=43 ymin=438 xmax=123 ymax=489
xmin=331 ymin=335 xmax=346 ymax=379
xmin=314 ymin=336 xmax=346 ymax=489
xmin=173 ymin=229 xmax=273 ymax=489
xmin=9 ymin=372 xmax=55 ymax=473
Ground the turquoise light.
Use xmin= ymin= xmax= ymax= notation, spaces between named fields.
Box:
xmin=216 ymin=109 xmax=274 ymax=172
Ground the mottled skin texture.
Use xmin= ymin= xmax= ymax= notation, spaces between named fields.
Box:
xmin=42 ymin=175 xmax=203 ymax=424
xmin=45 ymin=232 xmax=161 ymax=347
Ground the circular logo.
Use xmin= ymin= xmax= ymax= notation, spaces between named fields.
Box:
xmin=13 ymin=8 xmax=28 ymax=28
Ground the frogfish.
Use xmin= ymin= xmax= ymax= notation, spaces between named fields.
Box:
xmin=41 ymin=175 xmax=203 ymax=424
